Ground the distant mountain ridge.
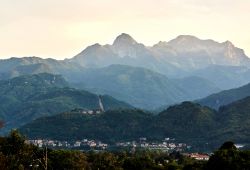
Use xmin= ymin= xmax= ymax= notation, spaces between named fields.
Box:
xmin=198 ymin=81 xmax=250 ymax=109
xmin=72 ymin=33 xmax=250 ymax=75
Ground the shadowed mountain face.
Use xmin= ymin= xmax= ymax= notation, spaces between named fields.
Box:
xmin=0 ymin=73 xmax=132 ymax=134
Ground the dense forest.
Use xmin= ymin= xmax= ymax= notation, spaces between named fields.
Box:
xmin=20 ymin=97 xmax=250 ymax=151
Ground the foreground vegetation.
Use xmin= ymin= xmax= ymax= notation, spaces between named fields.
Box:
xmin=1 ymin=130 xmax=250 ymax=170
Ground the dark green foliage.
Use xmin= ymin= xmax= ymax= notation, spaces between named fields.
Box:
xmin=0 ymin=130 xmax=40 ymax=169
xmin=153 ymin=102 xmax=217 ymax=142
xmin=20 ymin=109 xmax=151 ymax=142
xmin=20 ymin=102 xmax=218 ymax=148
xmin=49 ymin=150 xmax=89 ymax=170
xmin=206 ymin=142 xmax=250 ymax=170
xmin=208 ymin=96 xmax=250 ymax=145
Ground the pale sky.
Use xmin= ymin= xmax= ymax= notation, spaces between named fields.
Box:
xmin=1 ymin=0 xmax=250 ymax=59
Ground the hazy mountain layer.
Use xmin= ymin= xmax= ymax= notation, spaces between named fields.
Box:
xmin=198 ymin=81 xmax=250 ymax=109
xmin=72 ymin=65 xmax=220 ymax=109
xmin=0 ymin=57 xmax=220 ymax=109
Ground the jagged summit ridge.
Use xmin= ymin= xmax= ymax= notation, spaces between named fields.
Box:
xmin=73 ymin=33 xmax=250 ymax=71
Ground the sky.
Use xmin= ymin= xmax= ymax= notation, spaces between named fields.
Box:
xmin=0 ymin=0 xmax=250 ymax=60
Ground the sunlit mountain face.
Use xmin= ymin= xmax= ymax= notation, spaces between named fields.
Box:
xmin=72 ymin=33 xmax=250 ymax=73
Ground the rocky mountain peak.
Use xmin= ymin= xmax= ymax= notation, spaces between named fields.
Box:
xmin=113 ymin=33 xmax=138 ymax=47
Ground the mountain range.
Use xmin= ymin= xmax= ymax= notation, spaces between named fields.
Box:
xmin=2 ymin=34 xmax=250 ymax=108
xmin=72 ymin=33 xmax=250 ymax=74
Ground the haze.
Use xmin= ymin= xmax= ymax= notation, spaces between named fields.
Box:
xmin=1 ymin=0 xmax=250 ymax=59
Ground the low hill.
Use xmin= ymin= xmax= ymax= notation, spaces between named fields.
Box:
xmin=153 ymin=102 xmax=217 ymax=141
xmin=19 ymin=102 xmax=218 ymax=149
xmin=20 ymin=109 xmax=151 ymax=142
xmin=20 ymin=97 xmax=250 ymax=151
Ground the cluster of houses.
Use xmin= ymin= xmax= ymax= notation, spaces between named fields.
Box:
xmin=27 ymin=138 xmax=212 ymax=160
xmin=71 ymin=108 xmax=103 ymax=115
xmin=26 ymin=139 xmax=108 ymax=150
xmin=183 ymin=153 xmax=210 ymax=161
xmin=70 ymin=95 xmax=106 ymax=115
xmin=116 ymin=138 xmax=190 ymax=152
xmin=26 ymin=137 xmax=190 ymax=152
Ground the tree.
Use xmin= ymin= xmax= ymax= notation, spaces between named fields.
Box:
xmin=205 ymin=141 xmax=240 ymax=170
xmin=219 ymin=141 xmax=237 ymax=150
xmin=0 ymin=152 xmax=7 ymax=169
xmin=90 ymin=152 xmax=122 ymax=170
xmin=0 ymin=120 xmax=4 ymax=129
xmin=49 ymin=150 xmax=89 ymax=170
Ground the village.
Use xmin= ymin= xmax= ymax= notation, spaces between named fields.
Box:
xmin=26 ymin=137 xmax=187 ymax=151
xmin=27 ymin=137 xmax=181 ymax=150
xmin=26 ymin=137 xmax=211 ymax=160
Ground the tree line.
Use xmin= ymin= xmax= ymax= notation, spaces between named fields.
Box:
xmin=0 ymin=130 xmax=250 ymax=170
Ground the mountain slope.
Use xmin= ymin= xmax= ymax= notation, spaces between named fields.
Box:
xmin=191 ymin=65 xmax=250 ymax=89
xmin=152 ymin=102 xmax=217 ymax=142
xmin=173 ymin=76 xmax=220 ymax=98
xmin=198 ymin=82 xmax=250 ymax=109
xmin=0 ymin=73 xmax=132 ymax=134
xmin=20 ymin=109 xmax=151 ymax=142
xmin=73 ymin=64 xmax=220 ymax=109
xmin=209 ymin=96 xmax=250 ymax=145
